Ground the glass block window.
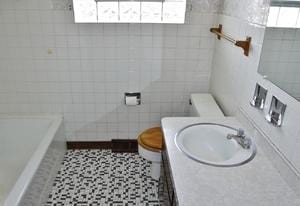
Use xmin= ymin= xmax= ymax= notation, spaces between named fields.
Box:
xmin=73 ymin=0 xmax=98 ymax=23
xmin=97 ymin=2 xmax=119 ymax=22
xmin=163 ymin=1 xmax=185 ymax=23
xmin=73 ymin=0 xmax=186 ymax=23
xmin=141 ymin=2 xmax=162 ymax=23
xmin=119 ymin=1 xmax=141 ymax=23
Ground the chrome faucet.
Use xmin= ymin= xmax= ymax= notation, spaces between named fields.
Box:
xmin=227 ymin=128 xmax=251 ymax=149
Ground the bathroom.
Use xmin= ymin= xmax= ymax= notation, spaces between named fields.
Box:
xmin=1 ymin=0 xmax=300 ymax=205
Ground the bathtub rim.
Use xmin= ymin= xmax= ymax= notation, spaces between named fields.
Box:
xmin=3 ymin=114 xmax=63 ymax=206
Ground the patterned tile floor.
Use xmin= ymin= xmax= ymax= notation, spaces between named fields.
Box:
xmin=45 ymin=150 xmax=160 ymax=206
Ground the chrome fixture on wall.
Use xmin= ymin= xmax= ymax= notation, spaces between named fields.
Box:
xmin=250 ymin=83 xmax=268 ymax=109
xmin=265 ymin=96 xmax=286 ymax=127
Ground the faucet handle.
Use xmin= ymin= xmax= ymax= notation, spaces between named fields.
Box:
xmin=237 ymin=128 xmax=245 ymax=137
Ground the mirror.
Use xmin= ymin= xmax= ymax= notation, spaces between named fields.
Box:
xmin=258 ymin=0 xmax=300 ymax=101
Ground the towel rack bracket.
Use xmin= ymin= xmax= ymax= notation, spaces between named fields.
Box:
xmin=210 ymin=24 xmax=251 ymax=57
xmin=210 ymin=24 xmax=222 ymax=40
xmin=235 ymin=36 xmax=251 ymax=56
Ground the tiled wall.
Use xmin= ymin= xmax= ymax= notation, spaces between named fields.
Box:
xmin=259 ymin=27 xmax=300 ymax=100
xmin=210 ymin=0 xmax=300 ymax=172
xmin=0 ymin=0 xmax=221 ymax=140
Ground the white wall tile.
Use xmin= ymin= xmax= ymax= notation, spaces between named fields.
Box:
xmin=0 ymin=0 xmax=220 ymax=141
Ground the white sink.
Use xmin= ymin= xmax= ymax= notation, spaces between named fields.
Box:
xmin=175 ymin=123 xmax=256 ymax=167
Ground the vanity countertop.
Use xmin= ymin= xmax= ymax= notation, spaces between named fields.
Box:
xmin=161 ymin=117 xmax=300 ymax=206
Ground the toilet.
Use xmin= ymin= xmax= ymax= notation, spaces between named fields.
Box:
xmin=137 ymin=93 xmax=224 ymax=180
xmin=138 ymin=127 xmax=163 ymax=180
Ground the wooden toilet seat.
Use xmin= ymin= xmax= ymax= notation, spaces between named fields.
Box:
xmin=138 ymin=127 xmax=163 ymax=153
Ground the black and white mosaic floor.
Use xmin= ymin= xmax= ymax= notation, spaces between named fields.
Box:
xmin=45 ymin=150 xmax=160 ymax=206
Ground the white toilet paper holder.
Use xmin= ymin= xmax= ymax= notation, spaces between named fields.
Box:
xmin=124 ymin=92 xmax=141 ymax=105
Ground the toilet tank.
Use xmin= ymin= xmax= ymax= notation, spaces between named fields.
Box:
xmin=189 ymin=93 xmax=224 ymax=117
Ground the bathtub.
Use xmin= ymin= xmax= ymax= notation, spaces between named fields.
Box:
xmin=0 ymin=115 xmax=66 ymax=206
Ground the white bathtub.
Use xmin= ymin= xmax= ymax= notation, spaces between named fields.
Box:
xmin=0 ymin=115 xmax=66 ymax=206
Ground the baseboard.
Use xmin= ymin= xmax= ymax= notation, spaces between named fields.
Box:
xmin=111 ymin=139 xmax=138 ymax=153
xmin=66 ymin=141 xmax=112 ymax=150
xmin=67 ymin=139 xmax=138 ymax=153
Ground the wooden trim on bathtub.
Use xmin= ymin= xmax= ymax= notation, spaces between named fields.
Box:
xmin=66 ymin=140 xmax=138 ymax=153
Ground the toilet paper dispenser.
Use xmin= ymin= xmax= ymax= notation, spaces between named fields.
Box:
xmin=124 ymin=92 xmax=141 ymax=106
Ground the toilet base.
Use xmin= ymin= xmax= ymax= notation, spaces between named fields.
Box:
xmin=138 ymin=145 xmax=161 ymax=180
xmin=150 ymin=161 xmax=161 ymax=180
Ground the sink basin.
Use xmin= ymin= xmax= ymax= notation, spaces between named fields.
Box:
xmin=175 ymin=123 xmax=256 ymax=167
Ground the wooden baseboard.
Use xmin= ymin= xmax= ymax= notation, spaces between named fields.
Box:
xmin=67 ymin=141 xmax=112 ymax=150
xmin=111 ymin=139 xmax=138 ymax=153
xmin=67 ymin=139 xmax=138 ymax=153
